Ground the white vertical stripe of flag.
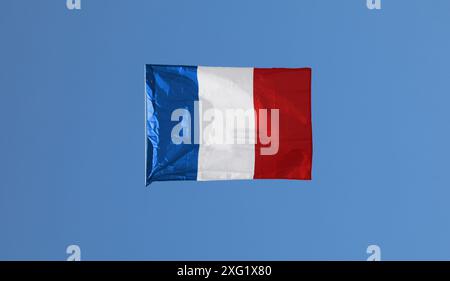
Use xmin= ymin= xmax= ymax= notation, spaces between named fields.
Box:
xmin=197 ymin=67 xmax=256 ymax=181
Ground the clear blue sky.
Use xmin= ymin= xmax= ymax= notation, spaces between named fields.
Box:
xmin=1 ymin=0 xmax=450 ymax=260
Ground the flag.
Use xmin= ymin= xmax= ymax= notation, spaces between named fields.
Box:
xmin=145 ymin=65 xmax=312 ymax=185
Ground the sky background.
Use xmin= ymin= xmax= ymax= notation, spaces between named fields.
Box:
xmin=1 ymin=0 xmax=450 ymax=260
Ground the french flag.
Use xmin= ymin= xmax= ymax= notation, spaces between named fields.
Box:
xmin=146 ymin=65 xmax=312 ymax=185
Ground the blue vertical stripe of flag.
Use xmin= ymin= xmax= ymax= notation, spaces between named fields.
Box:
xmin=146 ymin=65 xmax=199 ymax=184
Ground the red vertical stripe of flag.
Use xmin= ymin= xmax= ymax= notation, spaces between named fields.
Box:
xmin=253 ymin=68 xmax=312 ymax=180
